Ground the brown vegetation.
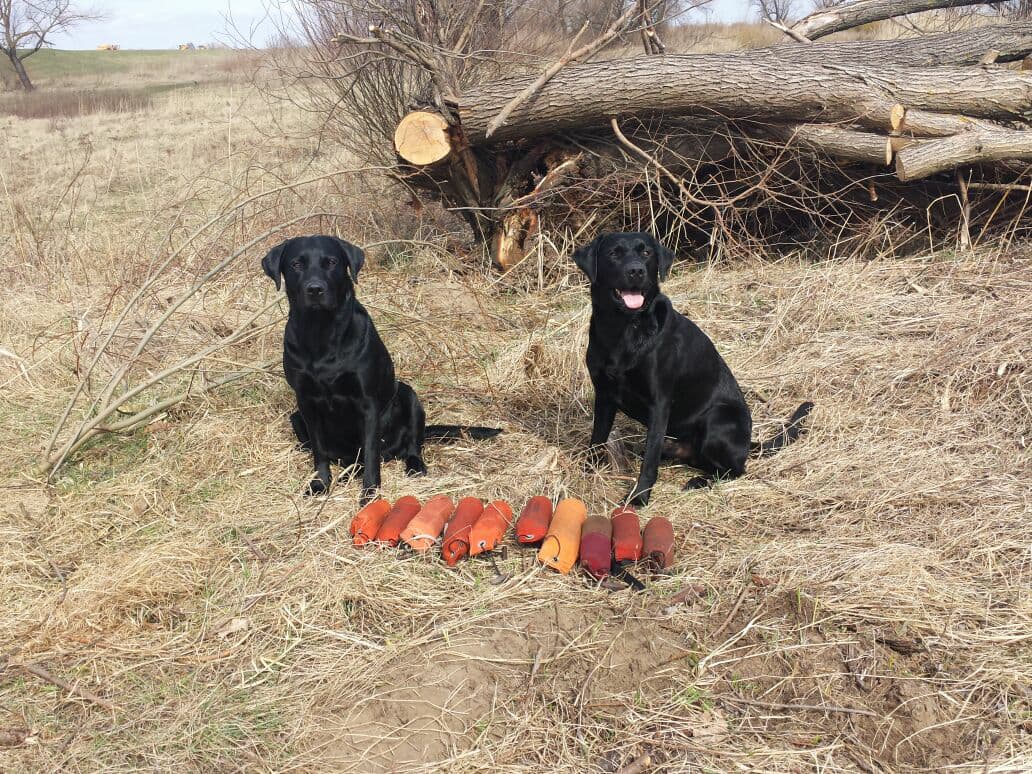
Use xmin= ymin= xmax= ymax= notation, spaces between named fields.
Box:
xmin=1 ymin=12 xmax=1030 ymax=772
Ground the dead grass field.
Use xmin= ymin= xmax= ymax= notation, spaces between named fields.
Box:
xmin=1 ymin=42 xmax=1030 ymax=773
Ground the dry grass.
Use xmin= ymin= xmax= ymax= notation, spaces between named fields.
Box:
xmin=1 ymin=51 xmax=1031 ymax=773
xmin=0 ymin=87 xmax=163 ymax=120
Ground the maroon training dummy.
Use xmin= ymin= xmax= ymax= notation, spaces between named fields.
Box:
xmin=642 ymin=516 xmax=675 ymax=569
xmin=579 ymin=514 xmax=613 ymax=579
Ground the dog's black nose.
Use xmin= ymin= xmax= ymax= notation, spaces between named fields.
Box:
xmin=305 ymin=283 xmax=325 ymax=297
xmin=626 ymin=263 xmax=646 ymax=283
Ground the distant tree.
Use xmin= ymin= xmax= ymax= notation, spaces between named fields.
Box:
xmin=1003 ymin=0 xmax=1032 ymax=18
xmin=0 ymin=1 xmax=104 ymax=91
xmin=752 ymin=0 xmax=796 ymax=22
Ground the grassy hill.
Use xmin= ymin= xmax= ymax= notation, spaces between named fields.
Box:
xmin=0 ymin=47 xmax=244 ymax=89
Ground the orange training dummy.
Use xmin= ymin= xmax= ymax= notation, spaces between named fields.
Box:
xmin=441 ymin=497 xmax=484 ymax=566
xmin=515 ymin=496 xmax=553 ymax=544
xmin=610 ymin=506 xmax=643 ymax=562
xmin=350 ymin=498 xmax=392 ymax=546
xmin=401 ymin=495 xmax=455 ymax=552
xmin=642 ymin=516 xmax=675 ymax=569
xmin=469 ymin=499 xmax=513 ymax=556
xmin=374 ymin=496 xmax=422 ymax=546
xmin=537 ymin=497 xmax=587 ymax=574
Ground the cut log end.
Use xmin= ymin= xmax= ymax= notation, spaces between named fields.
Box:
xmin=890 ymin=104 xmax=907 ymax=133
xmin=394 ymin=111 xmax=452 ymax=165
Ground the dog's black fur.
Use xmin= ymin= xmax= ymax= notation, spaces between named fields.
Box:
xmin=573 ymin=232 xmax=813 ymax=506
xmin=262 ymin=235 xmax=499 ymax=501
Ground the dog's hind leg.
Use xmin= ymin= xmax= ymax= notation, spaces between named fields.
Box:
xmin=289 ymin=410 xmax=312 ymax=451
xmin=402 ymin=383 xmax=428 ymax=476
xmin=683 ymin=406 xmax=749 ymax=491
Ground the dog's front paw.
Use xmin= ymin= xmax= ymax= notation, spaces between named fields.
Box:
xmin=683 ymin=476 xmax=711 ymax=491
xmin=305 ymin=477 xmax=328 ymax=496
xmin=627 ymin=485 xmax=652 ymax=507
xmin=405 ymin=457 xmax=428 ymax=477
xmin=584 ymin=445 xmax=608 ymax=472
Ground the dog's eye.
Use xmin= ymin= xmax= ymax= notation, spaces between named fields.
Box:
xmin=641 ymin=248 xmax=652 ymax=257
xmin=291 ymin=259 xmax=302 ymax=270
xmin=324 ymin=257 xmax=338 ymax=267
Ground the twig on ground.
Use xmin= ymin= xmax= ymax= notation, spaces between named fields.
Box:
xmin=20 ymin=663 xmax=117 ymax=711
xmin=710 ymin=582 xmax=750 ymax=640
xmin=721 ymin=694 xmax=880 ymax=718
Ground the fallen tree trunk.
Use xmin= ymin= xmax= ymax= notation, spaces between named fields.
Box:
xmin=376 ymin=18 xmax=1032 ymax=268
xmin=792 ymin=0 xmax=1005 ymax=41
xmin=896 ymin=127 xmax=1032 ymax=179
xmin=438 ymin=62 xmax=1030 ymax=146
xmin=765 ymin=124 xmax=896 ymax=166
xmin=394 ymin=20 xmax=1032 ymax=160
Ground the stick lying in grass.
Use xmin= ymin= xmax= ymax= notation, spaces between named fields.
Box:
xmin=20 ymin=662 xmax=116 ymax=711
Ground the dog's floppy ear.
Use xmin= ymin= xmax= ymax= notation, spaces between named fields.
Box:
xmin=331 ymin=237 xmax=365 ymax=281
xmin=261 ymin=238 xmax=292 ymax=291
xmin=572 ymin=234 xmax=604 ymax=283
xmin=653 ymin=236 xmax=675 ymax=281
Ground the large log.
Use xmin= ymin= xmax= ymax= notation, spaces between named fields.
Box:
xmin=765 ymin=124 xmax=896 ymax=166
xmin=445 ymin=60 xmax=1031 ymax=146
xmin=792 ymin=0 xmax=1005 ymax=41
xmin=765 ymin=19 xmax=1032 ymax=67
xmin=393 ymin=21 xmax=1032 ymax=165
xmin=896 ymin=127 xmax=1032 ymax=179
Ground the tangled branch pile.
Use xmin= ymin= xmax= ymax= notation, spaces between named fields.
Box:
xmin=283 ymin=0 xmax=1032 ymax=268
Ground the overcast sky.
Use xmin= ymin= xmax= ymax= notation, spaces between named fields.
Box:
xmin=53 ymin=0 xmax=755 ymax=50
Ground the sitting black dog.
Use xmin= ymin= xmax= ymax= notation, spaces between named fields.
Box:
xmin=262 ymin=235 xmax=500 ymax=501
xmin=573 ymin=232 xmax=813 ymax=506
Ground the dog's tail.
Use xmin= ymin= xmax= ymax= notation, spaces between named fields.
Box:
xmin=425 ymin=424 xmax=502 ymax=442
xmin=751 ymin=401 xmax=814 ymax=458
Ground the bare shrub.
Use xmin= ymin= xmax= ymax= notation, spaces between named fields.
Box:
xmin=751 ymin=0 xmax=797 ymax=23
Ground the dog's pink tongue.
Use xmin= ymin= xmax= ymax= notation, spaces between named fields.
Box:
xmin=621 ymin=291 xmax=645 ymax=310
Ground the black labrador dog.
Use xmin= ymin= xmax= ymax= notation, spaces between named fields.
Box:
xmin=573 ymin=232 xmax=813 ymax=506
xmin=262 ymin=235 xmax=499 ymax=501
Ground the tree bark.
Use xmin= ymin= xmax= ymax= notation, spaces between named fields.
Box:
xmin=447 ymin=59 xmax=1031 ymax=145
xmin=7 ymin=52 xmax=35 ymax=91
xmin=896 ymin=127 xmax=1032 ymax=179
xmin=765 ymin=124 xmax=895 ymax=166
xmin=792 ymin=0 xmax=1006 ymax=41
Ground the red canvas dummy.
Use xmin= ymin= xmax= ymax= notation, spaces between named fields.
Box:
xmin=642 ymin=516 xmax=675 ymax=569
xmin=469 ymin=499 xmax=513 ymax=556
xmin=515 ymin=496 xmax=553 ymax=544
xmin=374 ymin=496 xmax=422 ymax=546
xmin=350 ymin=498 xmax=392 ymax=546
xmin=440 ymin=497 xmax=484 ymax=566
xmin=610 ymin=506 xmax=642 ymax=562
